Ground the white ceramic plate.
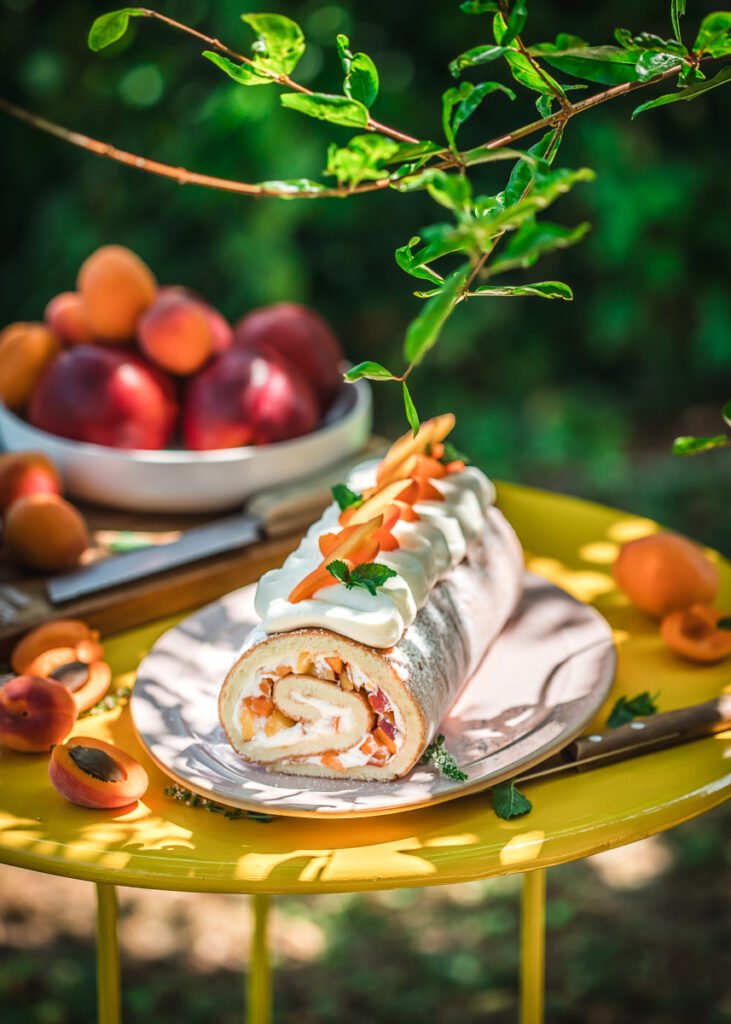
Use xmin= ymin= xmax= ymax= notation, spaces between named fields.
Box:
xmin=0 ymin=378 xmax=371 ymax=514
xmin=131 ymin=573 xmax=616 ymax=818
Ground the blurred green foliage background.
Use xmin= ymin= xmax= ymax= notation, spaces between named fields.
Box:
xmin=1 ymin=0 xmax=729 ymax=549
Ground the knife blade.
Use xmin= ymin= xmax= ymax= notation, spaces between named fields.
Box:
xmin=46 ymin=440 xmax=387 ymax=605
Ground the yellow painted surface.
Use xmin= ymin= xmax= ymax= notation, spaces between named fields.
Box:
xmin=0 ymin=483 xmax=728 ymax=894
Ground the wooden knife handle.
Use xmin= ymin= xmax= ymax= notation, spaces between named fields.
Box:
xmin=564 ymin=693 xmax=731 ymax=763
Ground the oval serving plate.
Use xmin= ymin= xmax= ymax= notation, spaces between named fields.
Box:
xmin=131 ymin=572 xmax=615 ymax=818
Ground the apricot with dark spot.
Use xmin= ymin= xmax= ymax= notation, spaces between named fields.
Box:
xmin=49 ymin=736 xmax=149 ymax=808
xmin=0 ymin=675 xmax=78 ymax=752
xmin=4 ymin=494 xmax=90 ymax=572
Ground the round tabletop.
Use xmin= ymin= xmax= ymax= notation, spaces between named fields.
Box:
xmin=0 ymin=483 xmax=728 ymax=894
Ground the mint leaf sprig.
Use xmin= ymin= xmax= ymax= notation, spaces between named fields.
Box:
xmin=327 ymin=560 xmax=398 ymax=596
xmin=492 ymin=779 xmax=533 ymax=819
xmin=421 ymin=733 xmax=468 ymax=781
xmin=427 ymin=440 xmax=472 ymax=465
xmin=606 ymin=691 xmax=659 ymax=728
xmin=331 ymin=483 xmax=363 ymax=511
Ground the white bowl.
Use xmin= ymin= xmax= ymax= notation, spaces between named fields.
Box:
xmin=0 ymin=380 xmax=372 ymax=514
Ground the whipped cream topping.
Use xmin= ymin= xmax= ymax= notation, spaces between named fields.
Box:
xmin=254 ymin=462 xmax=496 ymax=648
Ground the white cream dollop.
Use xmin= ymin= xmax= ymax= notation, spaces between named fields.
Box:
xmin=254 ymin=460 xmax=495 ymax=648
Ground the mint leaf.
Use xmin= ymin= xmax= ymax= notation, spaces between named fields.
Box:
xmin=422 ymin=734 xmax=468 ymax=781
xmin=717 ymin=617 xmax=731 ymax=631
xmin=331 ymin=483 xmax=363 ymax=511
xmin=349 ymin=562 xmax=398 ymax=596
xmin=427 ymin=440 xmax=471 ymax=465
xmin=492 ymin=780 xmax=533 ymax=819
xmin=673 ymin=435 xmax=729 ymax=456
xmin=326 ymin=560 xmax=350 ymax=584
xmin=607 ymin=691 xmax=659 ymax=728
xmin=88 ymin=8 xmax=146 ymax=51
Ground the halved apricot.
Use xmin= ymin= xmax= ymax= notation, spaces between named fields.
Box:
xmin=11 ymin=619 xmax=103 ymax=675
xmin=24 ymin=646 xmax=111 ymax=712
xmin=613 ymin=533 xmax=720 ymax=619
xmin=661 ymin=604 xmax=731 ymax=664
xmin=49 ymin=736 xmax=149 ymax=808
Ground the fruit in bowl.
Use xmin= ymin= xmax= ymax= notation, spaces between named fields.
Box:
xmin=77 ymin=244 xmax=157 ymax=342
xmin=184 ymin=345 xmax=319 ymax=450
xmin=29 ymin=345 xmax=178 ymax=449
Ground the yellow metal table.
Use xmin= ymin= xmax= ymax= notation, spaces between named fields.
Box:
xmin=0 ymin=484 xmax=729 ymax=1024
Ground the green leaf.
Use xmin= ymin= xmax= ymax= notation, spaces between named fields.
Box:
xmin=394 ymin=168 xmax=473 ymax=214
xmin=723 ymin=399 xmax=731 ymax=427
xmin=427 ymin=440 xmax=471 ymax=465
xmin=494 ymin=13 xmax=566 ymax=97
xmin=504 ymin=128 xmax=560 ymax=206
xmin=460 ymin=0 xmax=499 ymax=12
xmin=202 ymin=51 xmax=270 ymax=87
xmin=326 ymin=559 xmax=350 ymax=584
xmin=473 ymin=281 xmax=573 ymax=300
xmin=636 ymin=50 xmax=684 ymax=80
xmin=337 ymin=35 xmax=379 ymax=108
xmin=633 ymin=65 xmax=731 ymax=116
xmin=539 ymin=45 xmax=646 ymax=86
xmin=672 ymin=434 xmax=729 ymax=456
xmin=349 ymin=562 xmax=398 ymax=596
xmin=385 ymin=141 xmax=443 ymax=164
xmin=88 ymin=8 xmax=146 ymax=51
xmin=331 ymin=484 xmax=363 ymax=511
xmin=492 ymin=780 xmax=533 ymax=819
xmin=395 ymin=237 xmax=444 ymax=284
xmin=255 ymin=178 xmax=327 ymax=196
xmin=344 ymin=361 xmax=396 ymax=382
xmin=241 ymin=13 xmax=305 ymax=78
xmin=672 ymin=0 xmax=686 ymax=44
xmin=403 ymin=382 xmax=420 ymax=435
xmin=477 ymin=167 xmax=595 ymax=238
xmin=489 ymin=221 xmax=591 ymax=274
xmin=442 ymin=82 xmax=515 ymax=151
xmin=421 ymin=734 xmax=468 ymax=782
xmin=404 ymin=266 xmax=469 ymax=367
xmin=607 ymin=691 xmax=659 ymax=728
xmin=449 ymin=44 xmax=507 ymax=77
xmin=717 ymin=617 xmax=731 ymax=631
xmin=326 ymin=134 xmax=399 ymax=187
xmin=280 ymin=92 xmax=369 ymax=127
xmin=694 ymin=12 xmax=731 ymax=56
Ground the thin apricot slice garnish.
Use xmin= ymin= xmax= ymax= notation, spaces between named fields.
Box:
xmin=376 ymin=414 xmax=455 ymax=486
xmin=289 ymin=515 xmax=384 ymax=603
xmin=660 ymin=604 xmax=731 ymax=664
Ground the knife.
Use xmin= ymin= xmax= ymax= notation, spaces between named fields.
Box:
xmin=47 ymin=443 xmax=385 ymax=605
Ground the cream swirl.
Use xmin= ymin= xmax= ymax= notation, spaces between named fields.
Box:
xmin=254 ymin=463 xmax=495 ymax=648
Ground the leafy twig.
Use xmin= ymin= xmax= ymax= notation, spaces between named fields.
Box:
xmin=164 ymin=784 xmax=273 ymax=822
xmin=421 ymin=734 xmax=468 ymax=781
xmin=79 ymin=685 xmax=132 ymax=719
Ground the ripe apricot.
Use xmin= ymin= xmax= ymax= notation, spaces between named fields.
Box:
xmin=77 ymin=245 xmax=157 ymax=342
xmin=49 ymin=736 xmax=149 ymax=808
xmin=45 ymin=292 xmax=94 ymax=345
xmin=11 ymin=619 xmax=102 ymax=675
xmin=138 ymin=293 xmax=213 ymax=375
xmin=4 ymin=494 xmax=89 ymax=572
xmin=0 ymin=452 xmax=62 ymax=513
xmin=0 ymin=322 xmax=61 ymax=411
xmin=0 ymin=675 xmax=77 ymax=752
xmin=24 ymin=646 xmax=111 ymax=712
xmin=613 ymin=532 xmax=720 ymax=619
xmin=661 ymin=604 xmax=731 ymax=664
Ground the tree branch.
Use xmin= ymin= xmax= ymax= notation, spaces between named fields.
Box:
xmin=134 ymin=8 xmax=419 ymax=145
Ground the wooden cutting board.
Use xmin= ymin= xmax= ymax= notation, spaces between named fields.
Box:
xmin=0 ymin=438 xmax=386 ymax=657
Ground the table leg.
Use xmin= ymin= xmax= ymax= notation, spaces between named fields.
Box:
xmin=95 ymin=883 xmax=121 ymax=1024
xmin=519 ymin=868 xmax=546 ymax=1024
xmin=246 ymin=893 xmax=272 ymax=1024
